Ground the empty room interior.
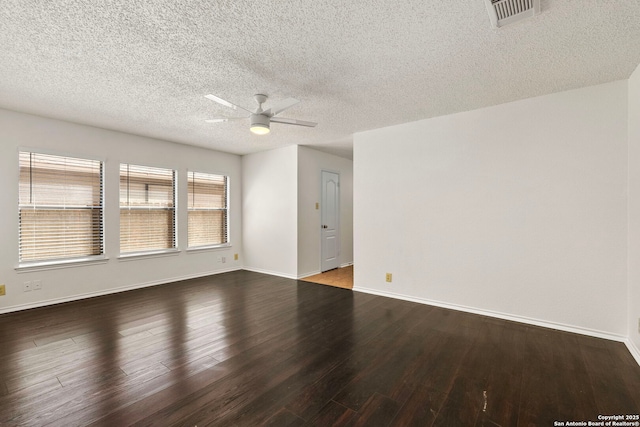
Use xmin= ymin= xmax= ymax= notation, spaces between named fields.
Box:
xmin=1 ymin=1 xmax=640 ymax=425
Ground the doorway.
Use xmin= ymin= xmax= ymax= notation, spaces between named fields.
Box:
xmin=321 ymin=170 xmax=340 ymax=272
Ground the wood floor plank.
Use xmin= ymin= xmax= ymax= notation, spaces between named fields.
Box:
xmin=204 ymin=346 xmax=346 ymax=427
xmin=331 ymin=305 xmax=423 ymax=411
xmin=128 ymin=350 xmax=306 ymax=426
xmin=389 ymin=385 xmax=443 ymax=427
xmin=262 ymin=407 xmax=306 ymax=427
xmin=352 ymin=393 xmax=401 ymax=427
xmin=304 ymin=400 xmax=358 ymax=427
xmin=86 ymin=321 xmax=310 ymax=425
xmin=432 ymin=374 xmax=483 ymax=427
xmin=283 ymin=296 xmax=406 ymax=419
xmin=461 ymin=321 xmax=527 ymax=426
xmin=0 ymin=270 xmax=638 ymax=426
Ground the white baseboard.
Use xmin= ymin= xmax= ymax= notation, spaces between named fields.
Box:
xmin=626 ymin=339 xmax=640 ymax=366
xmin=298 ymin=270 xmax=321 ymax=279
xmin=0 ymin=267 xmax=242 ymax=315
xmin=353 ymin=286 xmax=628 ymax=344
xmin=242 ymin=267 xmax=299 ymax=280
xmin=298 ymin=263 xmax=352 ymax=279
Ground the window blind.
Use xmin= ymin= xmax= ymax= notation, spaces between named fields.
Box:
xmin=188 ymin=171 xmax=228 ymax=247
xmin=18 ymin=151 xmax=104 ymax=262
xmin=120 ymin=164 xmax=176 ymax=253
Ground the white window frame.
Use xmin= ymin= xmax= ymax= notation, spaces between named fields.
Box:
xmin=17 ymin=150 xmax=106 ymax=270
xmin=187 ymin=170 xmax=230 ymax=250
xmin=119 ymin=163 xmax=178 ymax=258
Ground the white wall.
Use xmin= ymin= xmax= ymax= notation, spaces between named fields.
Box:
xmin=242 ymin=145 xmax=298 ymax=278
xmin=354 ymin=81 xmax=629 ymax=338
xmin=0 ymin=109 xmax=242 ymax=313
xmin=628 ymin=63 xmax=640 ymax=359
xmin=298 ymin=146 xmax=353 ymax=277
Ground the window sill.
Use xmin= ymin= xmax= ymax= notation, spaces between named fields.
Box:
xmin=16 ymin=256 xmax=109 ymax=272
xmin=118 ymin=249 xmax=180 ymax=261
xmin=186 ymin=243 xmax=231 ymax=253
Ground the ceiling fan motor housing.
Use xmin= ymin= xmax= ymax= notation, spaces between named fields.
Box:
xmin=250 ymin=113 xmax=270 ymax=133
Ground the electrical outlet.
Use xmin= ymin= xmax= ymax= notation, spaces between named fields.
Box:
xmin=221 ymin=256 xmax=226 ymax=263
xmin=315 ymin=202 xmax=319 ymax=210
xmin=217 ymin=256 xmax=222 ymax=263
xmin=0 ymin=284 xmax=5 ymax=296
xmin=33 ymin=280 xmax=42 ymax=290
xmin=23 ymin=281 xmax=32 ymax=292
xmin=234 ymin=253 xmax=239 ymax=261
xmin=386 ymin=273 xmax=392 ymax=283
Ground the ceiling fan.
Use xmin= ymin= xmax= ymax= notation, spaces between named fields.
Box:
xmin=204 ymin=93 xmax=317 ymax=135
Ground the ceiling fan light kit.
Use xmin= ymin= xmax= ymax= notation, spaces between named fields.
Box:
xmin=205 ymin=93 xmax=317 ymax=136
xmin=250 ymin=114 xmax=270 ymax=135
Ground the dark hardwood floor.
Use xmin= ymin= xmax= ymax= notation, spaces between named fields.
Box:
xmin=1 ymin=270 xmax=639 ymax=426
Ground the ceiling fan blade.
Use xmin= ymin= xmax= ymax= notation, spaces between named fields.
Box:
xmin=205 ymin=94 xmax=253 ymax=114
xmin=205 ymin=116 xmax=248 ymax=123
xmin=270 ymin=117 xmax=317 ymax=127
xmin=264 ymin=98 xmax=300 ymax=117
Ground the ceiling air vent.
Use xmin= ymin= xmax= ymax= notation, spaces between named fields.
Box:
xmin=484 ymin=0 xmax=540 ymax=28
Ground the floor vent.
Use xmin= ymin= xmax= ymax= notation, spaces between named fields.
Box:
xmin=484 ymin=0 xmax=540 ymax=28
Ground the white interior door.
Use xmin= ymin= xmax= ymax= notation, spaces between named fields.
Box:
xmin=321 ymin=171 xmax=340 ymax=272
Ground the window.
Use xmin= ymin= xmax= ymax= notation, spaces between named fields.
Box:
xmin=18 ymin=151 xmax=104 ymax=263
xmin=120 ymin=164 xmax=176 ymax=254
xmin=188 ymin=171 xmax=228 ymax=248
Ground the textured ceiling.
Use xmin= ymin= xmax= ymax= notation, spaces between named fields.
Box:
xmin=1 ymin=1 xmax=640 ymax=159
